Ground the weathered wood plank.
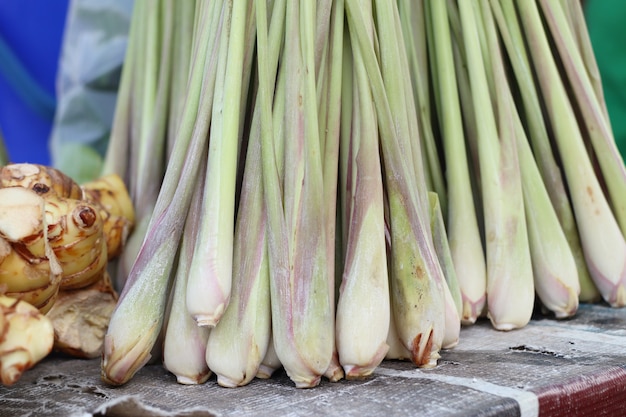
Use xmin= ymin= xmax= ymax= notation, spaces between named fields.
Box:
xmin=0 ymin=303 xmax=624 ymax=417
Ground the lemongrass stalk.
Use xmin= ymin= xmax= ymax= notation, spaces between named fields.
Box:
xmin=316 ymin=0 xmax=344 ymax=382
xmin=380 ymin=0 xmax=447 ymax=364
xmin=345 ymin=0 xmax=445 ymax=367
xmin=115 ymin=1 xmax=222 ymax=289
xmin=338 ymin=30 xmax=354 ymax=265
xmin=428 ymin=192 xmax=462 ymax=318
xmin=204 ymin=0 xmax=285 ymax=387
xmin=314 ymin=0 xmax=333 ymax=79
xmin=162 ymin=157 xmax=210 ymax=385
xmin=539 ymin=0 xmax=626 ymax=236
xmin=167 ymin=0 xmax=196 ymax=158
xmin=516 ymin=0 xmax=626 ymax=308
xmin=427 ymin=0 xmax=486 ymax=324
xmin=256 ymin=335 xmax=281 ymax=379
xmin=490 ymin=0 xmax=599 ymax=303
xmin=335 ymin=2 xmax=390 ymax=378
xmin=204 ymin=121 xmax=271 ymax=386
xmin=446 ymin=1 xmax=486 ymax=250
xmin=286 ymin=0 xmax=333 ymax=386
xmin=427 ymin=192 xmax=461 ymax=348
xmin=382 ymin=1 xmax=432 ymax=226
xmin=446 ymin=0 xmax=481 ymax=184
xmin=398 ymin=0 xmax=447 ymax=213
xmin=481 ymin=0 xmax=579 ymax=319
xmin=100 ymin=0 xmax=142 ymax=182
xmin=458 ymin=0 xmax=534 ymax=330
xmin=316 ymin=0 xmax=345 ymax=383
xmin=384 ymin=307 xmax=411 ymax=361
xmin=562 ymin=0 xmax=609 ymax=123
xmin=127 ymin=0 xmax=161 ymax=202
xmin=260 ymin=0 xmax=333 ymax=388
xmin=101 ymin=1 xmax=225 ymax=385
xmin=115 ymin=0 xmax=175 ymax=290
xmin=186 ymin=0 xmax=249 ymax=327
xmin=515 ymin=109 xmax=580 ymax=318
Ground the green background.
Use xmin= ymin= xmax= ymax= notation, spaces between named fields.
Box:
xmin=585 ymin=0 xmax=626 ymax=160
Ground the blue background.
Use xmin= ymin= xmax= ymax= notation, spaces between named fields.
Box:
xmin=0 ymin=0 xmax=69 ymax=165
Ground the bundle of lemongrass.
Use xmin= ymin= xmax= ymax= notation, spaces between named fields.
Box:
xmin=100 ymin=0 xmax=626 ymax=389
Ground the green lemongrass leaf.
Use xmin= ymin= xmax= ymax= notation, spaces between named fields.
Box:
xmin=336 ymin=2 xmax=390 ymax=379
xmin=459 ymin=0 xmax=534 ymax=331
xmin=162 ymin=155 xmax=210 ymax=385
xmin=426 ymin=0 xmax=486 ymax=324
xmin=204 ymin=0 xmax=286 ymax=387
xmin=345 ymin=0 xmax=445 ymax=367
xmin=101 ymin=1 xmax=226 ymax=385
xmin=186 ymin=0 xmax=250 ymax=327
xmin=516 ymin=0 xmax=626 ymax=307
xmin=539 ymin=0 xmax=626 ymax=236
xmin=490 ymin=0 xmax=599 ymax=303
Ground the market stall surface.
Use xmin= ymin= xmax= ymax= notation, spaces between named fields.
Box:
xmin=1 ymin=303 xmax=625 ymax=417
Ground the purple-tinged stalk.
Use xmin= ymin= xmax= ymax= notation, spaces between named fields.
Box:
xmin=516 ymin=0 xmax=626 ymax=308
xmin=162 ymin=156 xmax=210 ymax=385
xmin=259 ymin=0 xmax=333 ymax=388
xmin=204 ymin=0 xmax=286 ymax=387
xmin=316 ymin=0 xmax=345 ymax=384
xmin=427 ymin=0 xmax=487 ymax=324
xmin=335 ymin=0 xmax=390 ymax=378
xmin=490 ymin=0 xmax=599 ymax=303
xmin=186 ymin=0 xmax=251 ymax=327
xmin=482 ymin=0 xmax=579 ymax=319
xmin=101 ymin=0 xmax=226 ymax=386
xmin=539 ymin=0 xmax=626 ymax=237
xmin=345 ymin=0 xmax=446 ymax=367
xmin=458 ymin=0 xmax=534 ymax=330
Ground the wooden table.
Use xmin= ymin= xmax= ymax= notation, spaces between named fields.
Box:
xmin=1 ymin=303 xmax=625 ymax=417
